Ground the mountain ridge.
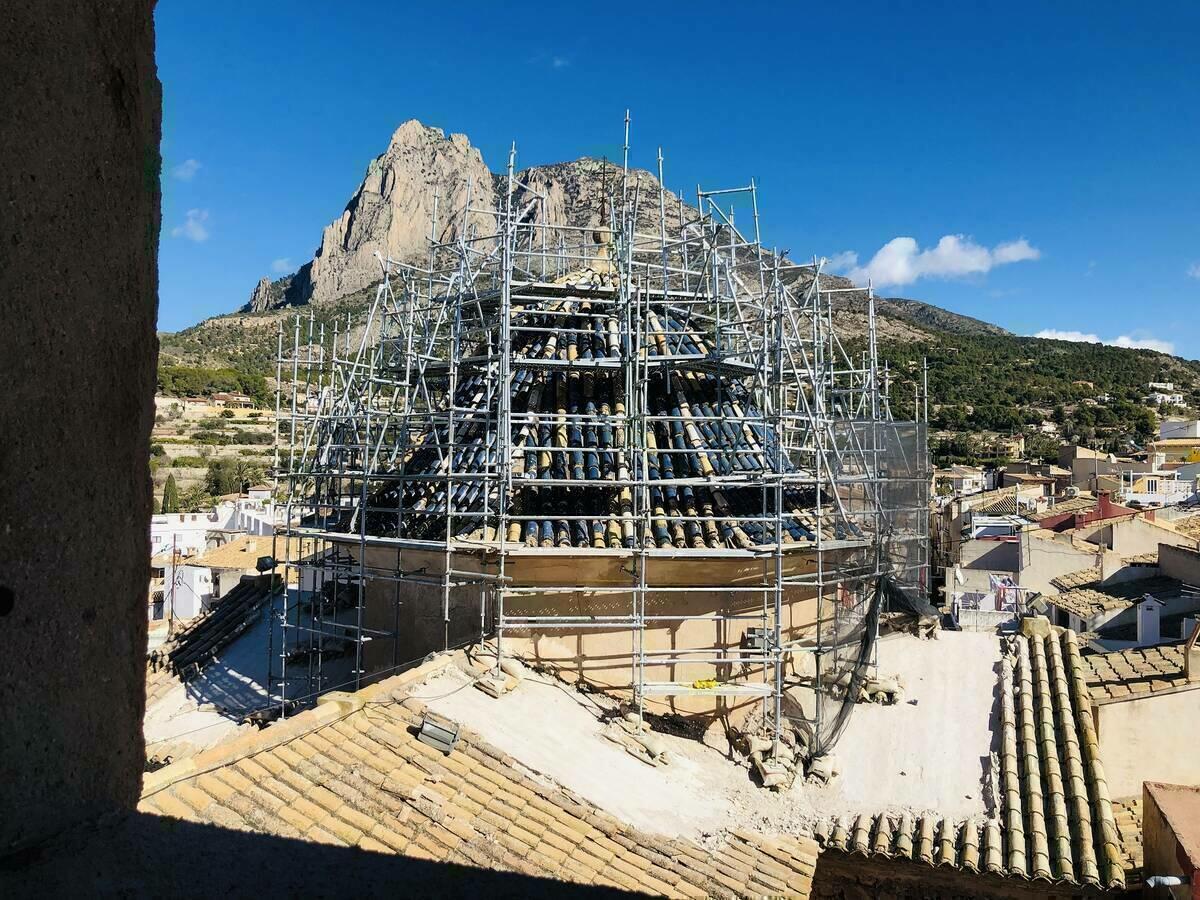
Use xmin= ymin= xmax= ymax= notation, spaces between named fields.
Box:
xmin=228 ymin=119 xmax=1008 ymax=340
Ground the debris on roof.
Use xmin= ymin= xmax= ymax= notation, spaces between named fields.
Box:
xmin=1175 ymin=514 xmax=1200 ymax=541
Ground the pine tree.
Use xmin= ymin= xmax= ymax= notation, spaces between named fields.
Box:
xmin=161 ymin=474 xmax=180 ymax=514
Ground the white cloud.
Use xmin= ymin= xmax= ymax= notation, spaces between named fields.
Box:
xmin=824 ymin=250 xmax=859 ymax=272
xmin=271 ymin=257 xmax=293 ymax=273
xmin=1109 ymin=334 xmax=1176 ymax=354
xmin=1187 ymin=262 xmax=1200 ymax=279
xmin=1033 ymin=328 xmax=1175 ymax=355
xmin=171 ymin=158 xmax=201 ymax=181
xmin=552 ymin=56 xmax=569 ymax=68
xmin=991 ymin=238 xmax=1040 ymax=264
xmin=170 ymin=208 xmax=210 ymax=242
xmin=843 ymin=234 xmax=1041 ymax=288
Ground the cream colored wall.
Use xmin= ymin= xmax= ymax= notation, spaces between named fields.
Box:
xmin=1108 ymin=517 xmax=1198 ymax=556
xmin=1095 ymin=689 xmax=1200 ymax=798
xmin=1018 ymin=532 xmax=1099 ymax=596
xmin=1161 ymin=544 xmax=1200 ymax=584
xmin=353 ymin=542 xmax=834 ymax=721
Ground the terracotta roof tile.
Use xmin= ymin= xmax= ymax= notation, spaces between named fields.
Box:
xmin=1050 ymin=567 xmax=1102 ymax=592
xmin=972 ymin=487 xmax=1021 ymax=515
xmin=1027 ymin=496 xmax=1098 ymax=522
xmin=815 ymin=626 xmax=1131 ymax=891
xmin=1049 ymin=576 xmax=1181 ymax=621
xmin=1081 ymin=643 xmax=1195 ymax=702
xmin=138 ymin=658 xmax=819 ymax=898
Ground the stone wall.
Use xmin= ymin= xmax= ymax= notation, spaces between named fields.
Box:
xmin=0 ymin=1 xmax=160 ymax=851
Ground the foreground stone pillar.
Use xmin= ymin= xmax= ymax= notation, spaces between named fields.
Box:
xmin=0 ymin=1 xmax=160 ymax=851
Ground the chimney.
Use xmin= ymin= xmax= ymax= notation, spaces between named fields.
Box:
xmin=1097 ymin=490 xmax=1114 ymax=519
xmin=1137 ymin=594 xmax=1162 ymax=645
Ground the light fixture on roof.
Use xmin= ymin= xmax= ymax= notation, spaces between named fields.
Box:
xmin=417 ymin=715 xmax=460 ymax=755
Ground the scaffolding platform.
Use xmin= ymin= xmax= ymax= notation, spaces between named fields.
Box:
xmin=269 ymin=114 xmax=931 ymax=756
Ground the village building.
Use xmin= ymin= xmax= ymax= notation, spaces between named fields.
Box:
xmin=934 ymin=464 xmax=986 ymax=497
xmin=211 ymin=391 xmax=255 ymax=408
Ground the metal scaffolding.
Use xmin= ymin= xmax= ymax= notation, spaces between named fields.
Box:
xmin=269 ymin=116 xmax=930 ymax=757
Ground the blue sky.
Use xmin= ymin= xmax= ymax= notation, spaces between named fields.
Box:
xmin=156 ymin=2 xmax=1199 ymax=359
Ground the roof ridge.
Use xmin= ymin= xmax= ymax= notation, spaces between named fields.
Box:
xmin=141 ymin=654 xmax=458 ymax=798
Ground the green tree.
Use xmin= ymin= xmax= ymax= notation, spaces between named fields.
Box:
xmin=205 ymin=458 xmax=241 ymax=496
xmin=233 ymin=459 xmax=265 ymax=489
xmin=161 ymin=474 xmax=180 ymax=513
xmin=178 ymin=484 xmax=213 ymax=512
xmin=204 ymin=458 xmax=265 ymax=496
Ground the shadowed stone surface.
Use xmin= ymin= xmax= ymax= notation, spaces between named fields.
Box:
xmin=0 ymin=0 xmax=161 ymax=851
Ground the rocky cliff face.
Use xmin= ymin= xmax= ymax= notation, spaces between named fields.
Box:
xmin=242 ymin=119 xmax=1009 ymax=338
xmin=247 ymin=122 xmax=707 ymax=312
xmin=257 ymin=120 xmax=498 ymax=310
xmin=247 ymin=277 xmax=273 ymax=312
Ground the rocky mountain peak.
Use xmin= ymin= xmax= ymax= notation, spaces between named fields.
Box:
xmin=252 ymin=119 xmax=497 ymax=310
xmin=247 ymin=277 xmax=273 ymax=313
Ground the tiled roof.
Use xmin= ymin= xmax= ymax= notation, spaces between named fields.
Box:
xmin=1050 ymin=568 xmax=1101 ymax=592
xmin=1176 ymin=515 xmax=1200 ymax=540
xmin=187 ymin=534 xmax=274 ymax=570
xmin=1027 ymin=495 xmax=1097 ymax=522
xmin=1112 ymin=798 xmax=1143 ymax=886
xmin=1006 ymin=472 xmax=1054 ymax=483
xmin=1050 ymin=576 xmax=1181 ymax=621
xmin=972 ymin=487 xmax=1021 ymax=515
xmin=138 ymin=659 xmax=818 ymax=899
xmin=1080 ymin=643 xmax=1195 ymax=701
xmin=187 ymin=535 xmax=313 ymax=576
xmin=145 ymin=660 xmax=176 ymax=707
xmin=1122 ymin=552 xmax=1159 ymax=565
xmin=815 ymin=626 xmax=1128 ymax=890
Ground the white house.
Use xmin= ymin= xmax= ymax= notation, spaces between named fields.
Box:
xmin=149 ymin=510 xmax=220 ymax=559
xmin=935 ymin=465 xmax=986 ymax=497
xmin=1150 ymin=391 xmax=1186 ymax=407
